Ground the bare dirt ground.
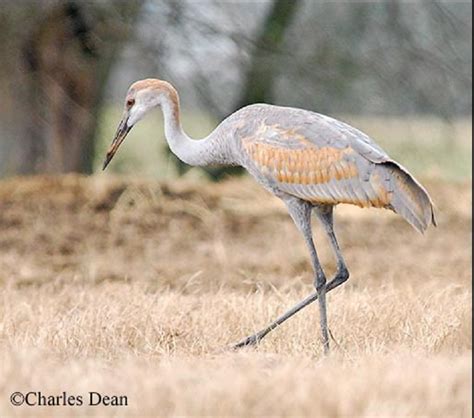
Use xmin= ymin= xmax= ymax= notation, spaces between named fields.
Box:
xmin=0 ymin=175 xmax=471 ymax=417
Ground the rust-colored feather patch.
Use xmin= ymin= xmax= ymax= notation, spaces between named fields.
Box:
xmin=369 ymin=172 xmax=392 ymax=207
xmin=243 ymin=139 xmax=395 ymax=209
xmin=244 ymin=141 xmax=359 ymax=186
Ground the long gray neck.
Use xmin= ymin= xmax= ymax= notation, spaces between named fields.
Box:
xmin=160 ymin=94 xmax=226 ymax=167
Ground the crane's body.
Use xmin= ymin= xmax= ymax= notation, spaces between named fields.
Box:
xmin=209 ymin=104 xmax=435 ymax=232
xmin=104 ymin=79 xmax=436 ymax=354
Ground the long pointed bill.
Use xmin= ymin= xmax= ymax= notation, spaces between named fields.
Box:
xmin=102 ymin=118 xmax=132 ymax=170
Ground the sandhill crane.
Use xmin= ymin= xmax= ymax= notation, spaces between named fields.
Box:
xmin=103 ymin=78 xmax=436 ymax=354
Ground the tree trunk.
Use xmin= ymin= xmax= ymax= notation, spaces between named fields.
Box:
xmin=237 ymin=0 xmax=301 ymax=108
xmin=204 ymin=0 xmax=301 ymax=180
xmin=17 ymin=1 xmax=141 ymax=174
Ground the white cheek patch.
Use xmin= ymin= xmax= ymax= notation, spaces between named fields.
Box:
xmin=128 ymin=104 xmax=147 ymax=126
xmin=127 ymin=91 xmax=162 ymax=127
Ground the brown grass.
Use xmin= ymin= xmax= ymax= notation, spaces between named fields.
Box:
xmin=0 ymin=175 xmax=471 ymax=417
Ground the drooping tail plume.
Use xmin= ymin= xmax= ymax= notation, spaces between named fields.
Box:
xmin=378 ymin=162 xmax=437 ymax=233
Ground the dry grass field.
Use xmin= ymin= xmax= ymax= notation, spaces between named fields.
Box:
xmin=0 ymin=174 xmax=471 ymax=417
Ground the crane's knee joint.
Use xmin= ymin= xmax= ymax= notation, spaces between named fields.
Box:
xmin=313 ymin=271 xmax=327 ymax=293
xmin=334 ymin=266 xmax=349 ymax=286
xmin=339 ymin=265 xmax=349 ymax=281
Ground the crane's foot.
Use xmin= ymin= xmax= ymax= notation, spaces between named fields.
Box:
xmin=231 ymin=292 xmax=321 ymax=350
xmin=232 ymin=333 xmax=263 ymax=349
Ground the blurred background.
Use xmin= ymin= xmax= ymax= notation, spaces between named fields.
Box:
xmin=0 ymin=0 xmax=471 ymax=181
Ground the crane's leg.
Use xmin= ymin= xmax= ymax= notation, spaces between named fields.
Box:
xmin=288 ymin=200 xmax=330 ymax=354
xmin=233 ymin=205 xmax=349 ymax=351
xmin=234 ymin=198 xmax=330 ymax=354
xmin=313 ymin=205 xmax=350 ymax=289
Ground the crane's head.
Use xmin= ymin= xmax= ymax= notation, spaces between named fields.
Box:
xmin=102 ymin=78 xmax=177 ymax=170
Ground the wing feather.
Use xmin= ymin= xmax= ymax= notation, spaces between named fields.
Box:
xmin=243 ymin=135 xmax=389 ymax=208
xmin=238 ymin=104 xmax=435 ymax=226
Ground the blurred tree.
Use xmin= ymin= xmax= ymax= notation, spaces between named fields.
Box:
xmin=1 ymin=1 xmax=142 ymax=175
xmin=279 ymin=1 xmax=471 ymax=117
xmin=1 ymin=1 xmax=470 ymax=178
xmin=204 ymin=0 xmax=301 ymax=180
xmin=176 ymin=0 xmax=301 ymax=180
xmin=236 ymin=0 xmax=301 ymax=108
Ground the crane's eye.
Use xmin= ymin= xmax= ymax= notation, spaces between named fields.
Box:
xmin=126 ymin=98 xmax=135 ymax=108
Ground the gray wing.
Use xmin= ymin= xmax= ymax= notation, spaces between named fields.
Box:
xmin=238 ymin=104 xmax=394 ymax=208
xmin=260 ymin=105 xmax=390 ymax=163
xmin=238 ymin=104 xmax=436 ymax=232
